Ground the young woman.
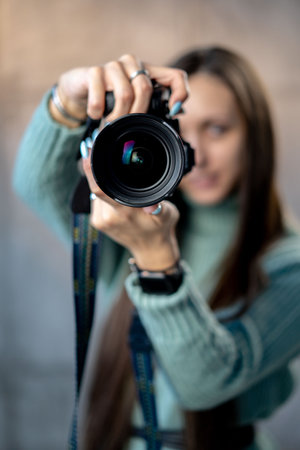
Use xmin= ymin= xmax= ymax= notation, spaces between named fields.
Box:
xmin=13 ymin=48 xmax=300 ymax=450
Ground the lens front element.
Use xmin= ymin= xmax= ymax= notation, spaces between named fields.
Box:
xmin=91 ymin=114 xmax=185 ymax=207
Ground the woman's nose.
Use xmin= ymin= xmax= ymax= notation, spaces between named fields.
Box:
xmin=191 ymin=135 xmax=207 ymax=168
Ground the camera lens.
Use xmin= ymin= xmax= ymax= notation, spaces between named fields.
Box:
xmin=91 ymin=114 xmax=186 ymax=207
xmin=114 ymin=132 xmax=168 ymax=189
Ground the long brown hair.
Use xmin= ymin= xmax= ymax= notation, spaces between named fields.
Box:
xmin=82 ymin=47 xmax=284 ymax=449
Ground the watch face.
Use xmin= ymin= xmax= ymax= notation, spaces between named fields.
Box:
xmin=128 ymin=258 xmax=183 ymax=294
xmin=138 ymin=270 xmax=183 ymax=295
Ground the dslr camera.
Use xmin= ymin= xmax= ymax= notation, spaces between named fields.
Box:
xmin=90 ymin=84 xmax=194 ymax=207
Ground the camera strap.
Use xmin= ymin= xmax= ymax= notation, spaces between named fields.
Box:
xmin=129 ymin=310 xmax=162 ymax=450
xmin=68 ymin=212 xmax=102 ymax=450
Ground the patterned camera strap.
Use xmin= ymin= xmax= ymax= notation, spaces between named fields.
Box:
xmin=69 ymin=212 xmax=184 ymax=450
xmin=69 ymin=213 xmax=101 ymax=450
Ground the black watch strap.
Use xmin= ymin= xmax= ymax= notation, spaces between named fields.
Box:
xmin=129 ymin=259 xmax=184 ymax=294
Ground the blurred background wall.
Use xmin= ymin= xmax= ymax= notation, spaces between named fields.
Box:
xmin=1 ymin=0 xmax=300 ymax=449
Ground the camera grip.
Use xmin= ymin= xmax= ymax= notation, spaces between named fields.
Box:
xmin=104 ymin=92 xmax=115 ymax=117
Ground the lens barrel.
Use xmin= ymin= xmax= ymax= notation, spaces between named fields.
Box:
xmin=91 ymin=113 xmax=191 ymax=207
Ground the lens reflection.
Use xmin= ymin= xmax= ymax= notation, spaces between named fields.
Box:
xmin=114 ymin=132 xmax=167 ymax=189
xmin=122 ymin=140 xmax=136 ymax=165
xmin=122 ymin=140 xmax=152 ymax=170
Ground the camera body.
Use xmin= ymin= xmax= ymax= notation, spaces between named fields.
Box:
xmin=90 ymin=85 xmax=194 ymax=207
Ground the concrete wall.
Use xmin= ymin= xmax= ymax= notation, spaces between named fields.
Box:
xmin=1 ymin=0 xmax=300 ymax=448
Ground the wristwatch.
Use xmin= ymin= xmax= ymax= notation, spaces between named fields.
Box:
xmin=128 ymin=258 xmax=184 ymax=294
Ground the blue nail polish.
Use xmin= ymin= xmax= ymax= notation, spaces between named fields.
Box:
xmin=92 ymin=128 xmax=100 ymax=141
xmin=80 ymin=140 xmax=89 ymax=159
xmin=86 ymin=137 xmax=93 ymax=148
xmin=169 ymin=101 xmax=182 ymax=117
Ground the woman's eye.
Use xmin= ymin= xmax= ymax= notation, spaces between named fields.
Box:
xmin=207 ymin=124 xmax=227 ymax=136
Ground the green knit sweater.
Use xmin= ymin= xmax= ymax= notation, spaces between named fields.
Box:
xmin=13 ymin=92 xmax=300 ymax=450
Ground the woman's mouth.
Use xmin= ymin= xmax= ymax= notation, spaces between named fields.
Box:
xmin=187 ymin=172 xmax=218 ymax=188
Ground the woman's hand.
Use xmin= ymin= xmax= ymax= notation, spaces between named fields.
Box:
xmin=49 ymin=54 xmax=189 ymax=126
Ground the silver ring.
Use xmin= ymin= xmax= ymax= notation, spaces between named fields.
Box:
xmin=129 ymin=69 xmax=150 ymax=83
xmin=150 ymin=203 xmax=162 ymax=215
xmin=90 ymin=193 xmax=97 ymax=201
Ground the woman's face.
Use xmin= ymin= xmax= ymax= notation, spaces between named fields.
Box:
xmin=179 ymin=73 xmax=246 ymax=205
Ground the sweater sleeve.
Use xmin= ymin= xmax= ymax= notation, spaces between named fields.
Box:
xmin=13 ymin=91 xmax=86 ymax=245
xmin=125 ymin=239 xmax=300 ymax=410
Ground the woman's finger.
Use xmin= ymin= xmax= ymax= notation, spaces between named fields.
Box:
xmin=143 ymin=63 xmax=189 ymax=113
xmin=86 ymin=66 xmax=106 ymax=119
xmin=118 ymin=54 xmax=153 ymax=114
xmin=103 ymin=61 xmax=134 ymax=121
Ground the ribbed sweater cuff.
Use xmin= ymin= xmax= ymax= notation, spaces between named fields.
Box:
xmin=37 ymin=90 xmax=87 ymax=154
xmin=125 ymin=261 xmax=221 ymax=344
xmin=14 ymin=90 xmax=87 ymax=181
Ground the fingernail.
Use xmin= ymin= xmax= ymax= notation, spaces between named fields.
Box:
xmin=143 ymin=203 xmax=162 ymax=215
xmin=143 ymin=205 xmax=156 ymax=214
xmin=92 ymin=128 xmax=100 ymax=141
xmin=85 ymin=137 xmax=93 ymax=148
xmin=169 ymin=101 xmax=182 ymax=117
xmin=80 ymin=140 xmax=89 ymax=159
